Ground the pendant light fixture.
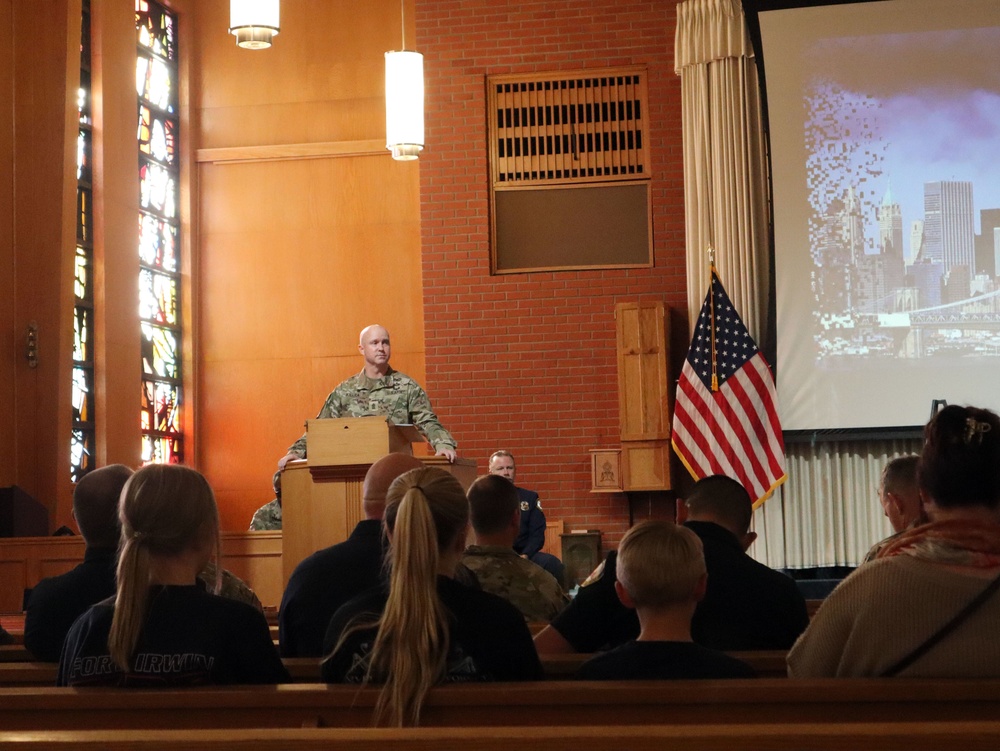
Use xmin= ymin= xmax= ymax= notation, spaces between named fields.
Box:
xmin=384 ymin=0 xmax=424 ymax=160
xmin=229 ymin=0 xmax=280 ymax=50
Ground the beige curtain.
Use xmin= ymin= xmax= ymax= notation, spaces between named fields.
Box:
xmin=674 ymin=0 xmax=916 ymax=569
xmin=674 ymin=0 xmax=769 ymax=342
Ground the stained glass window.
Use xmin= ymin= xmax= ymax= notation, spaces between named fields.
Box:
xmin=136 ymin=0 xmax=182 ymax=464
xmin=71 ymin=0 xmax=94 ymax=483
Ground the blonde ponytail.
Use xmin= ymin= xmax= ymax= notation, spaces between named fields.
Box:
xmin=106 ymin=464 xmax=219 ymax=672
xmin=327 ymin=466 xmax=468 ymax=726
xmin=108 ymin=535 xmax=151 ymax=670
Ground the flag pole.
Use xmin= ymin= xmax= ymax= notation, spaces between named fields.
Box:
xmin=708 ymin=246 xmax=719 ymax=391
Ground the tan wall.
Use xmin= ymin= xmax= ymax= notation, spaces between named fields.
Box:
xmin=190 ymin=0 xmax=426 ymax=530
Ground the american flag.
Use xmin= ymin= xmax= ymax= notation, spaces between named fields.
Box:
xmin=671 ymin=269 xmax=787 ymax=507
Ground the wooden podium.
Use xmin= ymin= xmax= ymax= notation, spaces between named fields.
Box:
xmin=281 ymin=417 xmax=477 ymax=585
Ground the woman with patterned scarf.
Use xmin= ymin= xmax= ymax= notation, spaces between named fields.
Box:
xmin=788 ymin=405 xmax=1000 ymax=677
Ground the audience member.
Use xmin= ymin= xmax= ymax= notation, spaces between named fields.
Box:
xmin=279 ymin=452 xmax=423 ymax=657
xmin=576 ymin=521 xmax=754 ymax=680
xmin=488 ymin=450 xmax=565 ymax=584
xmin=535 ymin=474 xmax=808 ymax=654
xmin=321 ymin=466 xmax=542 ymax=726
xmin=58 ymin=464 xmax=288 ymax=686
xmin=863 ymin=455 xmax=922 ymax=562
xmin=788 ymin=405 xmax=1000 ymax=677
xmin=25 ymin=465 xmax=131 ymax=662
xmin=249 ymin=470 xmax=283 ymax=531
xmin=461 ymin=474 xmax=568 ymax=622
xmin=26 ymin=465 xmax=263 ymax=663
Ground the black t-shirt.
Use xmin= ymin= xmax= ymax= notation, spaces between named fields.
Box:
xmin=321 ymin=575 xmax=542 ymax=683
xmin=279 ymin=519 xmax=386 ymax=657
xmin=58 ymin=585 xmax=289 ymax=686
xmin=24 ymin=548 xmax=117 ymax=662
xmin=551 ymin=521 xmax=808 ymax=652
xmin=576 ymin=640 xmax=757 ymax=680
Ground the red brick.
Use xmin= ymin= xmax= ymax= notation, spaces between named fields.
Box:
xmin=418 ymin=0 xmax=684 ymax=547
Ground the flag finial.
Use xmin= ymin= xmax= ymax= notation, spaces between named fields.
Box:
xmin=707 ymin=245 xmax=716 ymax=268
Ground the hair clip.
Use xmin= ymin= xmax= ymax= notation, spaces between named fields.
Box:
xmin=964 ymin=417 xmax=991 ymax=445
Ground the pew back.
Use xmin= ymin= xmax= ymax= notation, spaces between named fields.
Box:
xmin=3 ymin=679 xmax=1000 ymax=731
xmin=3 ymin=721 xmax=1000 ymax=751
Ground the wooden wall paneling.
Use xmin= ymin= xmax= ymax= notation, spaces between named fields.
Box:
xmin=196 ymin=152 xmax=424 ymax=529
xmin=0 ymin=537 xmax=86 ymax=613
xmin=0 ymin=532 xmax=284 ymax=613
xmin=192 ymin=0 xmax=399 ymax=149
xmin=12 ymin=0 xmax=82 ymax=529
xmin=220 ymin=531 xmax=282 ymax=609
xmin=0 ymin=0 xmax=15 ymax=487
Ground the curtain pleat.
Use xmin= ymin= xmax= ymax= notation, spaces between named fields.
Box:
xmin=675 ymin=0 xmax=918 ymax=569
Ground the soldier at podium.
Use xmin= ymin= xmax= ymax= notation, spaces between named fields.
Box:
xmin=278 ymin=324 xmax=457 ymax=469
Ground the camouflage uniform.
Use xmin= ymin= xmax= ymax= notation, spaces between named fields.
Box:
xmin=198 ymin=562 xmax=265 ymax=613
xmin=288 ymin=367 xmax=456 ymax=458
xmin=249 ymin=499 xmax=282 ymax=531
xmin=461 ymin=544 xmax=568 ymax=623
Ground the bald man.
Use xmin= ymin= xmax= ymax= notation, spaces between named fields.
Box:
xmin=278 ymin=452 xmax=424 ymax=657
xmin=279 ymin=324 xmax=457 ymax=469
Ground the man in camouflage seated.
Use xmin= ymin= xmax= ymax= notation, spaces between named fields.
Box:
xmin=278 ymin=324 xmax=457 ymax=469
xmin=249 ymin=470 xmax=282 ymax=531
xmin=461 ymin=474 xmax=568 ymax=622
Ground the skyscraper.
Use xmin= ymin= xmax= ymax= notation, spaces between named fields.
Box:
xmin=878 ymin=182 xmax=903 ymax=257
xmin=910 ymin=220 xmax=923 ymax=265
xmin=877 ymin=182 xmax=905 ymax=299
xmin=922 ymin=181 xmax=975 ymax=297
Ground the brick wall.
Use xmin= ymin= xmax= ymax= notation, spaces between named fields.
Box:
xmin=416 ymin=0 xmax=688 ymax=551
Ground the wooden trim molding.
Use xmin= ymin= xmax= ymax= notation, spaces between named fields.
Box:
xmin=195 ymin=139 xmax=386 ymax=165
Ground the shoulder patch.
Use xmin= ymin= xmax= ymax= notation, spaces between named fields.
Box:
xmin=536 ymin=499 xmax=543 ymax=510
xmin=520 ymin=501 xmax=529 ymax=512
xmin=580 ymin=560 xmax=606 ymax=587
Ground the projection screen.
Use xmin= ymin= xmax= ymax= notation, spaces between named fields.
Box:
xmin=750 ymin=0 xmax=1000 ymax=433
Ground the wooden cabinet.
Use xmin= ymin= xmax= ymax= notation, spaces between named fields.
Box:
xmin=616 ymin=302 xmax=670 ymax=441
xmin=616 ymin=302 xmax=671 ymax=492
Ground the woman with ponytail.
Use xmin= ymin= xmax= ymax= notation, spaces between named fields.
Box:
xmin=57 ymin=464 xmax=288 ymax=686
xmin=789 ymin=404 xmax=1000 ymax=677
xmin=321 ymin=466 xmax=541 ymax=725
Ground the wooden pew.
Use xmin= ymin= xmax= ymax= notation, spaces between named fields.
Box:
xmin=4 ymin=679 xmax=1000 ymax=731
xmin=0 ymin=662 xmax=57 ymax=686
xmin=0 ymin=650 xmax=824 ymax=687
xmin=0 ymin=644 xmax=34 ymax=662
xmin=3 ymin=720 xmax=1000 ymax=751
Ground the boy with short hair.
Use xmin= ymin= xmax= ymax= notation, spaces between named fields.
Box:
xmin=576 ymin=521 xmax=755 ymax=680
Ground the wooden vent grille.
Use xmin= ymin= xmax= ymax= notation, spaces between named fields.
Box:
xmin=489 ymin=67 xmax=650 ymax=186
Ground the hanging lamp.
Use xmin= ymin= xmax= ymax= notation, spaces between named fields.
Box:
xmin=384 ymin=0 xmax=424 ymax=160
xmin=229 ymin=0 xmax=280 ymax=50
